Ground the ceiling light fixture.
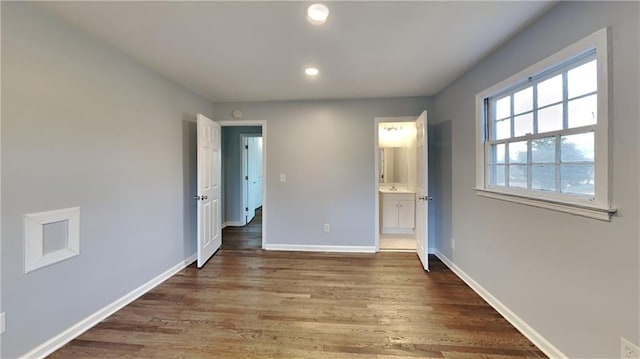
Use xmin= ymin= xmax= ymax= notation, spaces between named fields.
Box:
xmin=305 ymin=67 xmax=319 ymax=76
xmin=307 ymin=4 xmax=329 ymax=25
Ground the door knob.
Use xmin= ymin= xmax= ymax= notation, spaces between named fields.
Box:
xmin=194 ymin=195 xmax=202 ymax=200
xmin=418 ymin=196 xmax=433 ymax=201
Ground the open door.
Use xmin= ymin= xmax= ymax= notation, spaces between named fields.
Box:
xmin=242 ymin=136 xmax=263 ymax=224
xmin=249 ymin=137 xmax=263 ymax=212
xmin=415 ymin=111 xmax=429 ymax=271
xmin=196 ymin=114 xmax=222 ymax=268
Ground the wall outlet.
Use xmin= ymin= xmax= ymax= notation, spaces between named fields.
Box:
xmin=279 ymin=173 xmax=286 ymax=182
xmin=323 ymin=224 xmax=330 ymax=232
xmin=1 ymin=312 xmax=6 ymax=334
xmin=622 ymin=337 xmax=640 ymax=359
xmin=451 ymin=238 xmax=455 ymax=250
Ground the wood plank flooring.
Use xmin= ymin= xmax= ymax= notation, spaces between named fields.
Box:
xmin=50 ymin=213 xmax=545 ymax=358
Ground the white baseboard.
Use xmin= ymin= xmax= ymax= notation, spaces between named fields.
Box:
xmin=20 ymin=254 xmax=197 ymax=359
xmin=433 ymin=249 xmax=566 ymax=359
xmin=264 ymin=244 xmax=376 ymax=253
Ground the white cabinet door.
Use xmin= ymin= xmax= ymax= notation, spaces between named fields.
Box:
xmin=381 ymin=193 xmax=415 ymax=233
xmin=397 ymin=200 xmax=415 ymax=228
xmin=382 ymin=199 xmax=399 ymax=229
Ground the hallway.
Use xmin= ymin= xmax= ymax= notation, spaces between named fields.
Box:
xmin=222 ymin=207 xmax=262 ymax=250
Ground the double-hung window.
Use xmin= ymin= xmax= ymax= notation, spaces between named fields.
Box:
xmin=475 ymin=28 xmax=614 ymax=220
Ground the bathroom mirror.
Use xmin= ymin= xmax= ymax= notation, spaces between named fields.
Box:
xmin=379 ymin=147 xmax=408 ymax=184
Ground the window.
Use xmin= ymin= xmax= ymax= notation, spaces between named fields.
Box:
xmin=475 ymin=28 xmax=614 ymax=220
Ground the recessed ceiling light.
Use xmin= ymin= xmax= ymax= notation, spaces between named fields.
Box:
xmin=307 ymin=4 xmax=329 ymax=25
xmin=305 ymin=67 xmax=320 ymax=76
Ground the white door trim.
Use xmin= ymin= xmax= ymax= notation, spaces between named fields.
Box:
xmin=218 ymin=120 xmax=267 ymax=249
xmin=0 ymin=2 xmax=4 ymax=349
xmin=373 ymin=116 xmax=418 ymax=253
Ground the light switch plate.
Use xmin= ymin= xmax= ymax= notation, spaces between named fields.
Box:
xmin=1 ymin=312 xmax=6 ymax=334
xmin=280 ymin=174 xmax=286 ymax=182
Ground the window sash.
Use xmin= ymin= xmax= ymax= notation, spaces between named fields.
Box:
xmin=488 ymin=53 xmax=597 ymax=142
xmin=485 ymin=127 xmax=596 ymax=197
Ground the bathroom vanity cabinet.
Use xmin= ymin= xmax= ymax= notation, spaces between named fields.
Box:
xmin=380 ymin=191 xmax=415 ymax=234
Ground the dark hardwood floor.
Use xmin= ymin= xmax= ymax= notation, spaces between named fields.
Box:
xmin=49 ymin=212 xmax=545 ymax=358
xmin=221 ymin=207 xmax=262 ymax=250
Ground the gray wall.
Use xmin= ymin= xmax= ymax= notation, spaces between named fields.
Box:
xmin=212 ymin=97 xmax=431 ymax=248
xmin=428 ymin=121 xmax=452 ymax=255
xmin=1 ymin=3 xmax=213 ymax=357
xmin=430 ymin=2 xmax=639 ymax=358
xmin=221 ymin=126 xmax=262 ymax=224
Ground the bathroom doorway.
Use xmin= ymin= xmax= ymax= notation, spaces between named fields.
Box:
xmin=375 ymin=117 xmax=418 ymax=252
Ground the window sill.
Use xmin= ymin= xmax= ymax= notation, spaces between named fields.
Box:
xmin=474 ymin=188 xmax=616 ymax=221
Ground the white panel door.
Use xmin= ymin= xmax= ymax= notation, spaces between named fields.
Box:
xmin=243 ymin=137 xmax=255 ymax=224
xmin=244 ymin=136 xmax=263 ymax=224
xmin=249 ymin=137 xmax=263 ymax=210
xmin=253 ymin=137 xmax=263 ymax=208
xmin=196 ymin=114 xmax=221 ymax=268
xmin=415 ymin=110 xmax=429 ymax=271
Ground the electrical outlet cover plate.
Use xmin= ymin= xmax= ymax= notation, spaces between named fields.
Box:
xmin=622 ymin=337 xmax=640 ymax=359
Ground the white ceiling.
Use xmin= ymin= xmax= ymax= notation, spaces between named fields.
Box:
xmin=39 ymin=1 xmax=556 ymax=103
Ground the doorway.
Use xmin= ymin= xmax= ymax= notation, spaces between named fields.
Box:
xmin=374 ymin=112 xmax=430 ymax=271
xmin=218 ymin=121 xmax=267 ymax=250
xmin=376 ymin=118 xmax=418 ymax=252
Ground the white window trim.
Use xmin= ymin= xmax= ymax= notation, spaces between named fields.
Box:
xmin=475 ymin=27 xmax=615 ymax=221
xmin=24 ymin=207 xmax=80 ymax=273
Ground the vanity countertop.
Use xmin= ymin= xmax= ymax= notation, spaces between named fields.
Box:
xmin=379 ymin=189 xmax=415 ymax=194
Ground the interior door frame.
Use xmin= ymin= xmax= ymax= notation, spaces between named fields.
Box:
xmin=373 ymin=116 xmax=418 ymax=252
xmin=218 ymin=120 xmax=267 ymax=249
xmin=240 ymin=133 xmax=263 ymax=226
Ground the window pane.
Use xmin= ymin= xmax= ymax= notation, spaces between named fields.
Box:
xmin=561 ymin=132 xmax=594 ymax=162
xmin=509 ymin=141 xmax=527 ymax=163
xmin=514 ymin=113 xmax=533 ymax=137
xmin=532 ymin=165 xmax=556 ymax=191
xmin=495 ymin=118 xmax=510 ymax=140
xmin=568 ymin=94 xmax=597 ymax=128
xmin=537 ymin=104 xmax=563 ymax=133
xmin=532 ymin=137 xmax=556 ymax=163
xmin=537 ymin=74 xmax=562 ymax=107
xmin=508 ymin=164 xmax=527 ymax=188
xmin=514 ymin=86 xmax=533 ymax=115
xmin=489 ymin=164 xmax=506 ymax=186
xmin=490 ymin=143 xmax=505 ymax=164
xmin=561 ymin=164 xmax=594 ymax=195
xmin=496 ymin=96 xmax=511 ymax=119
xmin=568 ymin=60 xmax=597 ymax=99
